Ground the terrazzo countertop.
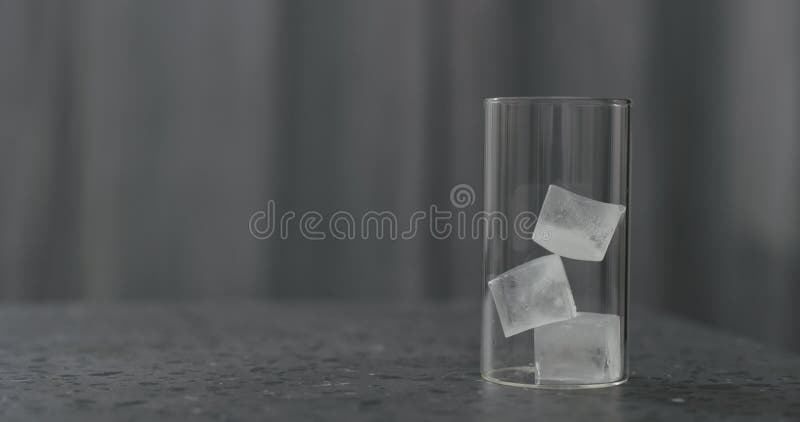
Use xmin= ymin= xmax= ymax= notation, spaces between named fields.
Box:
xmin=0 ymin=302 xmax=798 ymax=421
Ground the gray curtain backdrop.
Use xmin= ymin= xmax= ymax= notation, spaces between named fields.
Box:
xmin=1 ymin=1 xmax=799 ymax=351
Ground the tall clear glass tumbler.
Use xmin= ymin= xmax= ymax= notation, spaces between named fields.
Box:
xmin=481 ymin=97 xmax=631 ymax=389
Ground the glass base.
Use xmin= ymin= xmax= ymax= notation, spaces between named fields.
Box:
xmin=482 ymin=366 xmax=628 ymax=390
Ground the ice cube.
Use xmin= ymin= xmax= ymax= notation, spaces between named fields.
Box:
xmin=488 ymin=254 xmax=577 ymax=337
xmin=532 ymin=185 xmax=626 ymax=262
xmin=534 ymin=312 xmax=622 ymax=383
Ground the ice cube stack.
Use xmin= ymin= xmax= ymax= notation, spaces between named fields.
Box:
xmin=488 ymin=184 xmax=626 ymax=383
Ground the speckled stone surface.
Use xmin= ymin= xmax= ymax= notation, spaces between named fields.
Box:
xmin=0 ymin=303 xmax=798 ymax=421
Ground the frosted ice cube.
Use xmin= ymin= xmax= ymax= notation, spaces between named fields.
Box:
xmin=534 ymin=312 xmax=622 ymax=383
xmin=532 ymin=185 xmax=626 ymax=262
xmin=488 ymin=254 xmax=577 ymax=337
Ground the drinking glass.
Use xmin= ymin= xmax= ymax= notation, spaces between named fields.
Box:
xmin=481 ymin=97 xmax=631 ymax=388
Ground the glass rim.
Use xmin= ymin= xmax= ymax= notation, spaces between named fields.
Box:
xmin=484 ymin=96 xmax=631 ymax=106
